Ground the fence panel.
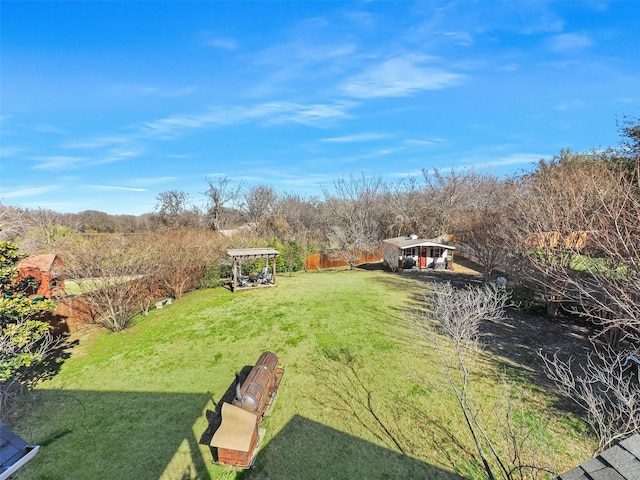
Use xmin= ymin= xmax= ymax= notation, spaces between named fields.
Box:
xmin=304 ymin=248 xmax=383 ymax=271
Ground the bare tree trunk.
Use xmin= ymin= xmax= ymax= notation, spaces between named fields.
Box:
xmin=413 ymin=282 xmax=554 ymax=478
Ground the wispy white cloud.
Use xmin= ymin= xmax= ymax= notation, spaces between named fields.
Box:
xmin=88 ymin=185 xmax=148 ymax=192
xmin=321 ymin=133 xmax=390 ymax=143
xmin=206 ymin=38 xmax=238 ymax=50
xmin=341 ymin=54 xmax=465 ymax=98
xmin=444 ymin=31 xmax=474 ymax=47
xmin=34 ymin=124 xmax=67 ymax=134
xmin=553 ymin=99 xmax=587 ymax=111
xmin=248 ymin=41 xmax=357 ymax=96
xmin=108 ymin=84 xmax=196 ymax=98
xmin=64 ymin=135 xmax=134 ymax=149
xmin=199 ymin=29 xmax=239 ymax=50
xmin=466 ymin=153 xmax=546 ymax=170
xmin=31 ymin=148 xmax=139 ymax=170
xmin=342 ymin=10 xmax=376 ymax=29
xmin=406 ymin=2 xmax=564 ymax=45
xmin=548 ymin=33 xmax=593 ymax=53
xmin=0 ymin=146 xmax=27 ymax=158
xmin=408 ymin=152 xmax=545 ymax=179
xmin=96 ymin=149 xmax=141 ymax=165
xmin=264 ymin=102 xmax=354 ymax=126
xmin=1 ymin=186 xmax=59 ymax=199
xmin=404 ymin=138 xmax=443 ymax=147
xmin=142 ymin=101 xmax=355 ymax=138
xmin=31 ymin=156 xmax=87 ymax=170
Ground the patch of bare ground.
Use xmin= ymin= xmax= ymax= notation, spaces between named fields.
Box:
xmin=399 ymin=256 xmax=593 ymax=399
xmin=481 ymin=309 xmax=592 ymax=388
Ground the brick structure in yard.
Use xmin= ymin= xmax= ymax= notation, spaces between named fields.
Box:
xmin=16 ymin=254 xmax=96 ymax=334
xmin=16 ymin=253 xmax=65 ymax=299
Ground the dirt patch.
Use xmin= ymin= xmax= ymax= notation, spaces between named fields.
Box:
xmin=481 ymin=309 xmax=593 ymax=386
xmin=405 ymin=257 xmax=594 ymax=392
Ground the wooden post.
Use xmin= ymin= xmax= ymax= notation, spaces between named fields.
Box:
xmin=271 ymin=255 xmax=276 ymax=285
xmin=231 ymin=258 xmax=237 ymax=291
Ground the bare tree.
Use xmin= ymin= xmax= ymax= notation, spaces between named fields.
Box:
xmin=203 ymin=176 xmax=242 ymax=232
xmin=0 ymin=204 xmax=32 ymax=242
xmin=559 ymin=163 xmax=640 ymax=342
xmin=414 ymin=282 xmax=554 ymax=479
xmin=76 ymin=209 xmax=116 ymax=233
xmin=534 ymin=160 xmax=640 ymax=453
xmin=64 ymin=234 xmax=156 ymax=331
xmin=241 ymin=185 xmax=278 ymax=232
xmin=510 ymin=151 xmax=617 ymax=316
xmin=422 ymin=169 xmax=484 ymax=238
xmin=20 ymin=223 xmax=77 ymax=255
xmin=380 ymin=177 xmax=424 ymax=238
xmin=322 ymin=173 xmax=383 ymax=268
xmin=541 ymin=347 xmax=640 ymax=454
xmin=277 ymin=193 xmax=323 ymax=234
xmin=456 ymin=177 xmax=517 ymax=282
xmin=616 ymin=114 xmax=640 ymax=177
xmin=149 ymin=229 xmax=226 ymax=299
xmin=155 ymin=190 xmax=202 ymax=229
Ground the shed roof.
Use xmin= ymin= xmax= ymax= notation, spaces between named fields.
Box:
xmin=0 ymin=425 xmax=39 ymax=480
xmin=557 ymin=433 xmax=640 ymax=480
xmin=227 ymin=248 xmax=280 ymax=260
xmin=383 ymin=236 xmax=455 ymax=250
xmin=17 ymin=253 xmax=60 ymax=273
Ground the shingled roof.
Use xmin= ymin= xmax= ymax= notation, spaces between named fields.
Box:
xmin=0 ymin=426 xmax=39 ymax=479
xmin=383 ymin=235 xmax=455 ymax=250
xmin=557 ymin=433 xmax=640 ymax=480
xmin=17 ymin=253 xmax=59 ymax=273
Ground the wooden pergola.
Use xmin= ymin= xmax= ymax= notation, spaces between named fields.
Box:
xmin=227 ymin=248 xmax=280 ymax=292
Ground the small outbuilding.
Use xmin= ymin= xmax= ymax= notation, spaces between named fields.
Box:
xmin=227 ymin=248 xmax=280 ymax=292
xmin=383 ymin=235 xmax=455 ymax=271
xmin=16 ymin=253 xmax=65 ymax=299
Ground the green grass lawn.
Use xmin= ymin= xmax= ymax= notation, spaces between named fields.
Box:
xmin=63 ymin=276 xmax=141 ymax=296
xmin=61 ymin=280 xmax=82 ymax=296
xmin=13 ymin=268 xmax=591 ymax=479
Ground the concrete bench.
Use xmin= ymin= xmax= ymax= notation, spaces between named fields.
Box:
xmin=155 ymin=297 xmax=172 ymax=309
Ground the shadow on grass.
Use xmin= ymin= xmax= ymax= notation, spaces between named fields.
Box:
xmin=365 ymin=260 xmax=593 ymax=434
xmin=237 ymin=415 xmax=464 ymax=480
xmin=14 ymin=389 xmax=212 ymax=480
xmin=199 ymin=360 xmax=464 ymax=479
xmin=27 ymin=336 xmax=78 ymax=386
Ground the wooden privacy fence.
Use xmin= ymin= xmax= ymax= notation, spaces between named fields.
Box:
xmin=304 ymin=248 xmax=383 ymax=271
xmin=45 ymin=295 xmax=96 ymax=335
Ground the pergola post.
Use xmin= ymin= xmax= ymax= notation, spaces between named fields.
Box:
xmin=231 ymin=257 xmax=238 ymax=291
xmin=271 ymin=256 xmax=276 ymax=285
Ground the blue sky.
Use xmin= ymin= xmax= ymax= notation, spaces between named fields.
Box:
xmin=1 ymin=1 xmax=639 ymax=215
